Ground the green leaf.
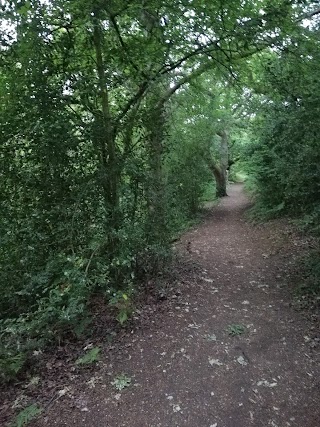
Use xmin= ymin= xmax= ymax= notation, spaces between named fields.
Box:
xmin=111 ymin=374 xmax=131 ymax=391
xmin=117 ymin=310 xmax=128 ymax=325
xmin=13 ymin=404 xmax=42 ymax=427
xmin=227 ymin=324 xmax=246 ymax=336
xmin=75 ymin=347 xmax=100 ymax=365
xmin=0 ymin=352 xmax=25 ymax=381
xmin=17 ymin=1 xmax=31 ymax=17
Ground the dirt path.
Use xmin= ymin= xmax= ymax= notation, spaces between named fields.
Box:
xmin=16 ymin=184 xmax=320 ymax=426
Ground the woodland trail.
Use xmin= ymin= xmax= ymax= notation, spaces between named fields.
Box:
xmin=32 ymin=183 xmax=319 ymax=427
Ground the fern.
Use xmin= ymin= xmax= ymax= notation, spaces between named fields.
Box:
xmin=13 ymin=404 xmax=42 ymax=427
xmin=75 ymin=347 xmax=101 ymax=365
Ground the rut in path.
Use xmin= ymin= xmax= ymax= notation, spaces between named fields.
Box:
xmin=36 ymin=183 xmax=319 ymax=427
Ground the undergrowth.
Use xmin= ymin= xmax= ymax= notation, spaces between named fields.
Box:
xmin=294 ymin=250 xmax=320 ymax=310
xmin=244 ymin=177 xmax=320 ymax=310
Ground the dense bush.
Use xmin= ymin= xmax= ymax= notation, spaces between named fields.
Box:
xmin=246 ymin=38 xmax=320 ymax=229
xmin=244 ymin=32 xmax=320 ymax=306
xmin=0 ymin=67 xmax=212 ymax=385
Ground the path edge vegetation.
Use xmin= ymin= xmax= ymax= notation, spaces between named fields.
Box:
xmin=0 ymin=0 xmax=320 ymax=390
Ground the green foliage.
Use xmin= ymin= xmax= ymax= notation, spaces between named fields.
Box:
xmin=75 ymin=347 xmax=101 ymax=365
xmin=0 ymin=252 xmax=90 ymax=381
xmin=0 ymin=351 xmax=26 ymax=383
xmin=245 ymin=31 xmax=320 ymax=226
xmin=241 ymin=26 xmax=320 ymax=308
xmin=227 ymin=324 xmax=246 ymax=336
xmin=12 ymin=404 xmax=42 ymax=427
xmin=165 ymin=132 xmax=212 ymax=228
xmin=109 ymin=291 xmax=133 ymax=326
xmin=111 ymin=374 xmax=132 ymax=391
xmin=295 ymin=250 xmax=320 ymax=307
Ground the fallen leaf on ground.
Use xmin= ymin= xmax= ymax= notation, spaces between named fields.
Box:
xmin=257 ymin=380 xmax=278 ymax=388
xmin=209 ymin=358 xmax=223 ymax=366
xmin=237 ymin=355 xmax=248 ymax=366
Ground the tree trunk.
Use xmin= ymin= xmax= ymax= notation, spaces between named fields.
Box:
xmin=207 ymin=130 xmax=229 ymax=197
xmin=145 ymin=99 xmax=168 ymax=244
xmin=208 ymin=162 xmax=227 ymax=197
xmin=208 ymin=130 xmax=229 ymax=197
xmin=92 ymin=15 xmax=120 ymax=256
xmin=217 ymin=129 xmax=229 ymax=191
